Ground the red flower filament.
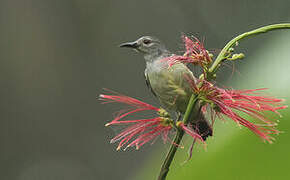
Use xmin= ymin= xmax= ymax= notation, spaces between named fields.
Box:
xmin=187 ymin=79 xmax=287 ymax=143
xmin=99 ymin=94 xmax=174 ymax=150
xmin=163 ymin=35 xmax=212 ymax=67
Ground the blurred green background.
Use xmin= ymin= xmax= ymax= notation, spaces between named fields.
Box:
xmin=0 ymin=0 xmax=289 ymax=180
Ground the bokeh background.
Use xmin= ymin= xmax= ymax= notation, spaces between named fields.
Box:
xmin=0 ymin=0 xmax=289 ymax=180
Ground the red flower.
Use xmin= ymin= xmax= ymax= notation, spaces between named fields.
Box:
xmin=187 ymin=79 xmax=287 ymax=143
xmin=182 ymin=35 xmax=212 ymax=64
xmin=99 ymin=93 xmax=174 ymax=150
xmin=163 ymin=35 xmax=212 ymax=67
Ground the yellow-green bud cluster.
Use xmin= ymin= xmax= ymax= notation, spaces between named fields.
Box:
xmin=158 ymin=108 xmax=174 ymax=127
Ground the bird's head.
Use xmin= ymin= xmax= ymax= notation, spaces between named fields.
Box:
xmin=120 ymin=36 xmax=168 ymax=60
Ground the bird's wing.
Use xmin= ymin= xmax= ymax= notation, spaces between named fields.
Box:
xmin=144 ymin=69 xmax=157 ymax=97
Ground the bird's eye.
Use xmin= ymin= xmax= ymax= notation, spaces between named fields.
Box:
xmin=143 ymin=39 xmax=152 ymax=45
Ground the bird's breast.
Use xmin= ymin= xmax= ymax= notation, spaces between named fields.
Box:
xmin=146 ymin=62 xmax=193 ymax=113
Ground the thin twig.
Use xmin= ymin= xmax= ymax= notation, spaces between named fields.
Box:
xmin=158 ymin=96 xmax=198 ymax=180
xmin=209 ymin=23 xmax=290 ymax=76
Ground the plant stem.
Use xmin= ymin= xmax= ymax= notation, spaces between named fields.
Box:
xmin=157 ymin=23 xmax=290 ymax=180
xmin=157 ymin=127 xmax=184 ymax=180
xmin=209 ymin=23 xmax=290 ymax=75
xmin=158 ymin=96 xmax=198 ymax=180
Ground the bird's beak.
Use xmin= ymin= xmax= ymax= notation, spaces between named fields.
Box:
xmin=119 ymin=41 xmax=139 ymax=48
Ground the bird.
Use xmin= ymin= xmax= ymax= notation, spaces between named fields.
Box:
xmin=120 ymin=36 xmax=212 ymax=140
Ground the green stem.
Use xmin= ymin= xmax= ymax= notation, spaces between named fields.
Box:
xmin=157 ymin=23 xmax=290 ymax=180
xmin=209 ymin=23 xmax=290 ymax=75
xmin=157 ymin=127 xmax=184 ymax=180
xmin=158 ymin=96 xmax=198 ymax=180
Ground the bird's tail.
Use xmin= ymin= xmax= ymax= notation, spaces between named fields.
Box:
xmin=188 ymin=104 xmax=213 ymax=141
